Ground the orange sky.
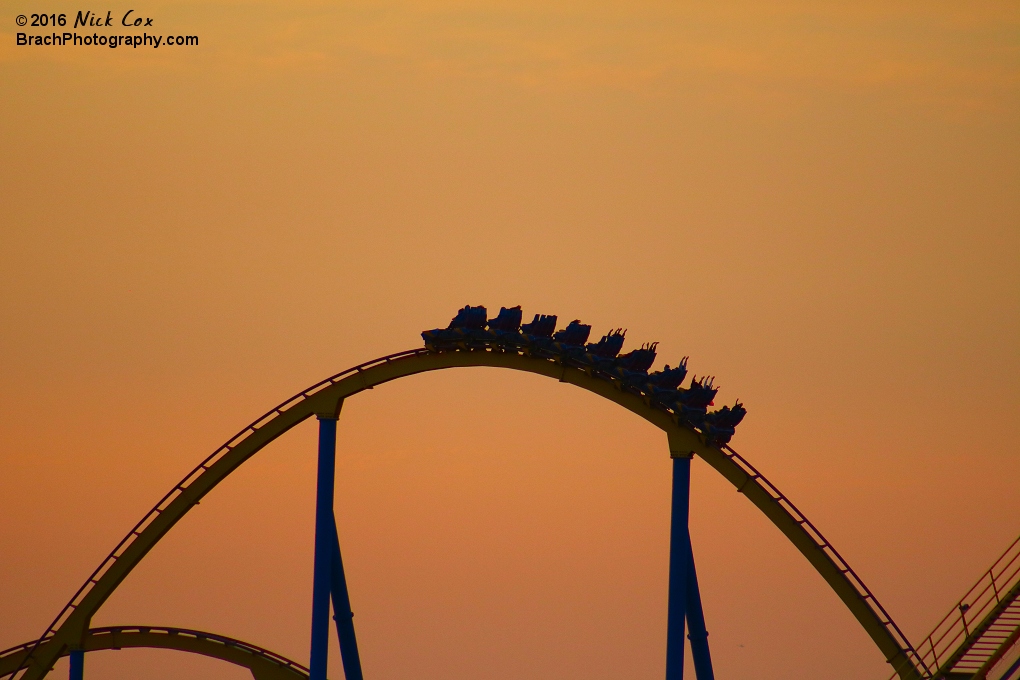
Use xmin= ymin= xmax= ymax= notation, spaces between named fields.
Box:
xmin=1 ymin=2 xmax=1018 ymax=679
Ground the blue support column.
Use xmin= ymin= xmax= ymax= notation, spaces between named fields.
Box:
xmin=309 ymin=416 xmax=338 ymax=680
xmin=686 ymin=543 xmax=715 ymax=680
xmin=666 ymin=455 xmax=693 ymax=680
xmin=68 ymin=649 xmax=84 ymax=680
xmin=330 ymin=514 xmax=364 ymax=680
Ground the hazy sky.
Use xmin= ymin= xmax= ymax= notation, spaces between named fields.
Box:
xmin=1 ymin=2 xmax=1018 ymax=679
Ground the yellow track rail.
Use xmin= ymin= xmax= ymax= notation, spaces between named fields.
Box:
xmin=0 ymin=627 xmax=307 ymax=680
xmin=9 ymin=347 xmax=925 ymax=679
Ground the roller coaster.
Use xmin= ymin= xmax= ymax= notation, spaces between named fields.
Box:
xmin=2 ymin=306 xmax=1018 ymax=680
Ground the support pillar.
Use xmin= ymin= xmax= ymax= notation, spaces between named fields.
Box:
xmin=686 ymin=545 xmax=715 ymax=680
xmin=68 ymin=650 xmax=84 ymax=680
xmin=330 ymin=514 xmax=364 ymax=680
xmin=309 ymin=416 xmax=338 ymax=680
xmin=666 ymin=455 xmax=692 ymax=680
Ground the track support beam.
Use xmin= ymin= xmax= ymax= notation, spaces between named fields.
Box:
xmin=666 ymin=453 xmax=716 ymax=680
xmin=666 ymin=455 xmax=693 ymax=680
xmin=67 ymin=650 xmax=83 ymax=680
xmin=330 ymin=514 xmax=364 ymax=680
xmin=309 ymin=416 xmax=338 ymax=680
xmin=686 ymin=547 xmax=714 ymax=680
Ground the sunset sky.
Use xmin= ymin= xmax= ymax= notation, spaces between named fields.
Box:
xmin=1 ymin=2 xmax=1018 ymax=679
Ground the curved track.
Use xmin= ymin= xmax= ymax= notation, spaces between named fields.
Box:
xmin=0 ymin=627 xmax=307 ymax=680
xmin=10 ymin=347 xmax=927 ymax=679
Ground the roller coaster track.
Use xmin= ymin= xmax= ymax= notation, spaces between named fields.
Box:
xmin=0 ymin=627 xmax=307 ymax=680
xmin=886 ymin=535 xmax=1020 ymax=680
xmin=7 ymin=346 xmax=930 ymax=679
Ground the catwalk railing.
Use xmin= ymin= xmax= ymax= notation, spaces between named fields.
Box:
xmin=887 ymin=535 xmax=1020 ymax=679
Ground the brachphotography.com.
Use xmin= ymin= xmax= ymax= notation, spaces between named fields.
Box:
xmin=15 ymin=32 xmax=197 ymax=48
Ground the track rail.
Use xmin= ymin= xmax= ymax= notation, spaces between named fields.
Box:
xmin=719 ymin=443 xmax=929 ymax=677
xmin=8 ymin=349 xmax=428 ymax=679
xmin=10 ymin=345 xmax=924 ymax=679
xmin=0 ymin=626 xmax=308 ymax=679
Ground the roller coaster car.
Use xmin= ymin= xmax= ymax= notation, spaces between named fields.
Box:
xmin=586 ymin=329 xmax=626 ymax=358
xmin=552 ymin=320 xmax=592 ymax=346
xmin=487 ymin=306 xmax=523 ymax=333
xmin=520 ymin=314 xmax=558 ymax=338
xmin=421 ymin=327 xmax=455 ymax=349
xmin=702 ymin=401 xmax=746 ymax=445
xmin=647 ymin=359 xmax=688 ymax=389
xmin=703 ymin=401 xmax=746 ymax=429
xmin=421 ymin=305 xmax=489 ymax=349
xmin=674 ymin=376 xmax=718 ymax=409
xmin=421 ymin=310 xmax=737 ymax=440
xmin=449 ymin=305 xmax=488 ymax=330
xmin=617 ymin=342 xmax=658 ymax=372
